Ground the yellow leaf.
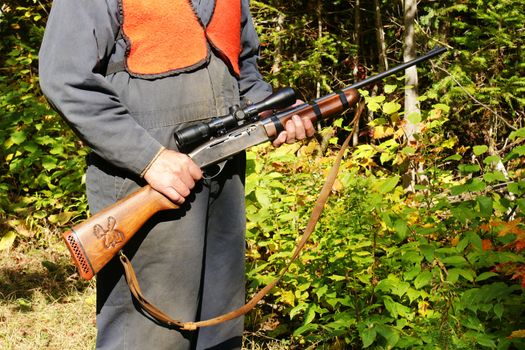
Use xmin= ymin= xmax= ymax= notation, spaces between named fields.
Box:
xmin=332 ymin=178 xmax=344 ymax=192
xmin=373 ymin=125 xmax=394 ymax=139
xmin=280 ymin=290 xmax=295 ymax=306
xmin=509 ymin=329 xmax=525 ymax=338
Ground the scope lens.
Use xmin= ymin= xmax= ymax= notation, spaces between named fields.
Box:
xmin=174 ymin=123 xmax=211 ymax=149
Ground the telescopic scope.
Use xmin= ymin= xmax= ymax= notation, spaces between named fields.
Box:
xmin=174 ymin=87 xmax=296 ymax=150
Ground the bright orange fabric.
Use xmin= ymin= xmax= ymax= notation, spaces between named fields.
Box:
xmin=206 ymin=0 xmax=241 ymax=75
xmin=120 ymin=0 xmax=241 ymax=76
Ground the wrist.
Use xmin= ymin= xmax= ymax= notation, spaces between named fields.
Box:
xmin=140 ymin=146 xmax=166 ymax=178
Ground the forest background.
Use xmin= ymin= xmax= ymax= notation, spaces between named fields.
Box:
xmin=1 ymin=0 xmax=524 ymax=349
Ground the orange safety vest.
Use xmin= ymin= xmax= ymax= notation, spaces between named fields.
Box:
xmin=120 ymin=0 xmax=241 ymax=77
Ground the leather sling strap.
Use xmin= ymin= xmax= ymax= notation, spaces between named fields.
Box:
xmin=119 ymin=107 xmax=363 ymax=330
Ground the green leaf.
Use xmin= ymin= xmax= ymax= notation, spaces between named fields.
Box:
xmin=402 ymin=146 xmax=416 ymax=155
xmin=450 ymin=184 xmax=468 ymax=195
xmin=468 ymin=178 xmax=487 ymax=192
xmin=483 ymin=171 xmax=507 ymax=183
xmin=10 ymin=131 xmax=27 ymax=145
xmin=41 ymin=156 xmax=58 ymax=171
xmin=517 ymin=198 xmax=525 ymax=212
xmin=394 ymin=219 xmax=409 ymax=240
xmin=477 ymin=196 xmax=493 ymax=217
xmin=289 ymin=303 xmax=307 ymax=320
xmin=376 ymin=325 xmax=400 ymax=347
xmin=293 ymin=322 xmax=317 ymax=336
xmin=383 ymin=101 xmax=401 ymax=115
xmin=442 ymin=255 xmax=468 ymax=266
xmin=483 ymin=155 xmax=501 ymax=165
xmin=22 ymin=141 xmax=39 ymax=153
xmin=406 ymin=111 xmax=422 ymax=124
xmin=474 ymin=333 xmax=497 ymax=348
xmin=509 ymin=145 xmax=525 ymax=157
xmin=458 ymin=164 xmax=480 ymax=174
xmin=509 ymin=127 xmax=525 ymax=140
xmin=49 ymin=212 xmax=76 ymax=226
xmin=508 ymin=182 xmax=525 ymax=196
xmin=329 ymin=275 xmax=346 ymax=281
xmin=459 ymin=268 xmax=476 ymax=282
xmin=493 ymin=303 xmax=503 ymax=319
xmin=304 ymin=305 xmax=316 ymax=325
xmin=420 ymin=244 xmax=435 ymax=262
xmin=384 ymin=84 xmax=397 ymax=94
xmin=433 ymin=103 xmax=450 ymax=113
xmin=447 ymin=268 xmax=460 ymax=283
xmin=378 ymin=176 xmax=400 ymax=194
xmin=445 ymin=154 xmax=462 ymax=161
xmin=467 ymin=231 xmax=483 ymax=251
xmin=254 ymin=188 xmax=272 ymax=207
xmin=367 ymin=101 xmax=381 ymax=112
xmin=361 ymin=327 xmax=377 ymax=348
xmin=414 ymin=271 xmax=433 ymax=289
xmin=476 ymin=272 xmax=498 ymax=282
xmin=473 ymin=145 xmax=488 ymax=156
xmin=0 ymin=231 xmax=17 ymax=250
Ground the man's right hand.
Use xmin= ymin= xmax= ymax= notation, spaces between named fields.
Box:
xmin=143 ymin=149 xmax=203 ymax=205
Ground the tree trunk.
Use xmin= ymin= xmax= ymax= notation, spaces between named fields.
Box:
xmin=402 ymin=0 xmax=423 ymax=191
xmin=354 ymin=0 xmax=361 ymax=57
xmin=315 ymin=0 xmax=323 ymax=98
xmin=353 ymin=0 xmax=362 ymax=146
xmin=373 ymin=0 xmax=388 ymax=71
xmin=270 ymin=13 xmax=285 ymax=76
xmin=403 ymin=0 xmax=420 ymax=142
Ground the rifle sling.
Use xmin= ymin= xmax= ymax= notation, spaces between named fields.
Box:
xmin=119 ymin=130 xmax=355 ymax=331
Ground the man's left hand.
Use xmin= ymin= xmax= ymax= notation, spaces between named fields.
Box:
xmin=272 ymin=114 xmax=315 ymax=147
xmin=271 ymin=99 xmax=315 ymax=147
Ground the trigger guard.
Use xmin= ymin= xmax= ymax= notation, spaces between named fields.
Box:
xmin=203 ymin=161 xmax=227 ymax=179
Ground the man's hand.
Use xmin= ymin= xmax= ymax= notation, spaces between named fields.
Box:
xmin=272 ymin=114 xmax=315 ymax=147
xmin=144 ymin=149 xmax=202 ymax=205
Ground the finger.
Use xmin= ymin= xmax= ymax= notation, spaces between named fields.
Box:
xmin=272 ymin=131 xmax=287 ymax=147
xmin=285 ymin=120 xmax=296 ymax=144
xmin=162 ymin=186 xmax=185 ymax=205
xmin=172 ymin=157 xmax=200 ymax=187
xmin=178 ymin=172 xmax=196 ymax=191
xmin=188 ymin=161 xmax=203 ymax=181
xmin=303 ymin=117 xmax=315 ymax=137
xmin=170 ymin=177 xmax=191 ymax=198
xmin=292 ymin=115 xmax=306 ymax=140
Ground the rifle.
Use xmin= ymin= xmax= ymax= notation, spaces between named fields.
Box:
xmin=63 ymin=46 xmax=447 ymax=280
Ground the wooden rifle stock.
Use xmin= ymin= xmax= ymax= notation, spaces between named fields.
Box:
xmin=63 ymin=185 xmax=177 ymax=280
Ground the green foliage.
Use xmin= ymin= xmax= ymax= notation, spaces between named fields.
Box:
xmin=0 ymin=1 xmax=87 ymax=249
xmin=252 ymin=1 xmax=358 ymax=98
xmin=421 ymin=0 xmax=525 ymax=146
xmin=244 ymin=88 xmax=525 ymax=348
xmin=1 ymin=1 xmax=523 ymax=349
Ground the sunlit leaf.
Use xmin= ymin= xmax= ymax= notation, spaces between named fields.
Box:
xmin=382 ymin=101 xmax=401 ymax=115
xmin=473 ymin=145 xmax=488 ymax=155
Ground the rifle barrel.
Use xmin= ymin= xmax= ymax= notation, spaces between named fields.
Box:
xmin=344 ymin=46 xmax=447 ymax=92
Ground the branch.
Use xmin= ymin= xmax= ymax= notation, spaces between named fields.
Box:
xmin=433 ymin=64 xmax=517 ymax=131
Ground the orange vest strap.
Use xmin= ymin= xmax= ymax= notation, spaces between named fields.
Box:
xmin=206 ymin=0 xmax=241 ymax=75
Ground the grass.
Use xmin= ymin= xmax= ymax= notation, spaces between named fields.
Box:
xmin=0 ymin=229 xmax=96 ymax=349
xmin=0 ymin=229 xmax=291 ymax=349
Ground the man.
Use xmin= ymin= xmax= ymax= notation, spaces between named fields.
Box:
xmin=39 ymin=0 xmax=314 ymax=349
